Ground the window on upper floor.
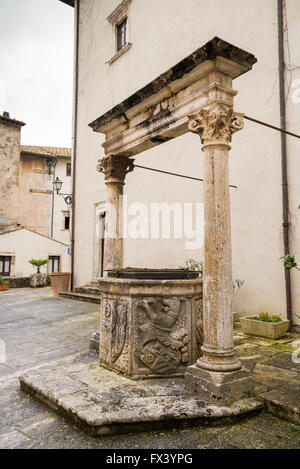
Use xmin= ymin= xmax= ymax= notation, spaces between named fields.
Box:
xmin=116 ymin=17 xmax=128 ymax=52
xmin=106 ymin=0 xmax=132 ymax=65
xmin=66 ymin=162 xmax=71 ymax=177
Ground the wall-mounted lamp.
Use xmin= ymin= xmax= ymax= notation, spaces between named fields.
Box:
xmin=53 ymin=177 xmax=72 ymax=206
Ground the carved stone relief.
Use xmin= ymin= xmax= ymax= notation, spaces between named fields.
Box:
xmin=188 ymin=103 xmax=244 ymax=145
xmin=97 ymin=154 xmax=135 ymax=183
xmin=99 ymin=297 xmax=129 ymax=371
xmin=133 ymin=297 xmax=190 ymax=375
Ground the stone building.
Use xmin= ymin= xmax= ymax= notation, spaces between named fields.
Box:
xmin=61 ymin=0 xmax=300 ymax=331
xmin=0 ymin=111 xmax=71 ymax=278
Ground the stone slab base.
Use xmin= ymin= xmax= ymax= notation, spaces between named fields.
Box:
xmin=185 ymin=364 xmax=255 ymax=405
xmin=263 ymin=384 xmax=300 ymax=425
xmin=19 ymin=352 xmax=262 ymax=437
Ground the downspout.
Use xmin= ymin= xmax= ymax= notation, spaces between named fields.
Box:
xmin=71 ymin=0 xmax=80 ymax=290
xmin=277 ymin=0 xmax=292 ymax=330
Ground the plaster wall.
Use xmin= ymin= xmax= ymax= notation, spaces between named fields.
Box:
xmin=0 ymin=228 xmax=70 ymax=277
xmin=73 ymin=0 xmax=300 ymax=324
xmin=18 ymin=157 xmax=71 ymax=245
xmin=52 ymin=158 xmax=72 ymax=245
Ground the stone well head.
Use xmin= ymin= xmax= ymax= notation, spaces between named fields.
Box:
xmin=98 ymin=276 xmax=203 ymax=379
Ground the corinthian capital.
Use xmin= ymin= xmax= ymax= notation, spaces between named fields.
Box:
xmin=188 ymin=103 xmax=244 ymax=145
xmin=97 ymin=154 xmax=135 ymax=183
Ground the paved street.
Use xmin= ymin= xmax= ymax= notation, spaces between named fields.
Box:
xmin=0 ymin=288 xmax=299 ymax=449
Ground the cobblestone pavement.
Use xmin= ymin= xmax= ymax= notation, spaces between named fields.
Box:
xmin=0 ymin=288 xmax=300 ymax=449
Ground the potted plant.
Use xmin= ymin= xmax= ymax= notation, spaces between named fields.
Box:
xmin=49 ymin=272 xmax=71 ymax=296
xmin=28 ymin=259 xmax=49 ymax=288
xmin=179 ymin=258 xmax=203 ymax=277
xmin=0 ymin=275 xmax=9 ymax=291
xmin=240 ymin=312 xmax=289 ymax=340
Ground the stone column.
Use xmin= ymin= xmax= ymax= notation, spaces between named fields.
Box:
xmin=185 ymin=103 xmax=254 ymax=404
xmin=98 ymin=154 xmax=134 ymax=271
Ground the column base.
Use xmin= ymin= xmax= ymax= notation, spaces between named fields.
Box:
xmin=185 ymin=364 xmax=254 ymax=405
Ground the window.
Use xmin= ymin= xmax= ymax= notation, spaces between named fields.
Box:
xmin=49 ymin=256 xmax=60 ymax=273
xmin=66 ymin=163 xmax=71 ymax=177
xmin=116 ymin=18 xmax=127 ymax=52
xmin=106 ymin=0 xmax=132 ymax=64
xmin=64 ymin=215 xmax=70 ymax=230
xmin=0 ymin=256 xmax=11 ymax=276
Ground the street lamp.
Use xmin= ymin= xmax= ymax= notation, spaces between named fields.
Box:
xmin=52 ymin=177 xmax=72 ymax=206
xmin=53 ymin=177 xmax=63 ymax=194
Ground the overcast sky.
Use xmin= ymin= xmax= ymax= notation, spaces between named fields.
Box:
xmin=0 ymin=0 xmax=74 ymax=147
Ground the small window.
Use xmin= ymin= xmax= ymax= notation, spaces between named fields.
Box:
xmin=49 ymin=256 xmax=60 ymax=273
xmin=116 ymin=18 xmax=127 ymax=52
xmin=64 ymin=215 xmax=70 ymax=230
xmin=66 ymin=162 xmax=71 ymax=176
xmin=0 ymin=256 xmax=11 ymax=276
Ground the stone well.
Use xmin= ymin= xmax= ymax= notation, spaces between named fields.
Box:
xmin=98 ymin=277 xmax=203 ymax=378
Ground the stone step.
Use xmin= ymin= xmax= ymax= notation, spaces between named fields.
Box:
xmin=74 ymin=286 xmax=101 ymax=296
xmin=263 ymin=384 xmax=300 ymax=425
xmin=59 ymin=291 xmax=101 ymax=304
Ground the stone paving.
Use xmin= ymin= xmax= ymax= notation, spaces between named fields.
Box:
xmin=0 ymin=288 xmax=300 ymax=449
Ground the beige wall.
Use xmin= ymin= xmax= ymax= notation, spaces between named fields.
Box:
xmin=0 ymin=119 xmax=22 ymax=228
xmin=0 ymin=228 xmax=70 ymax=277
xmin=18 ymin=155 xmax=53 ymax=236
xmin=17 ymin=156 xmax=71 ymax=244
xmin=73 ymin=0 xmax=300 ymax=325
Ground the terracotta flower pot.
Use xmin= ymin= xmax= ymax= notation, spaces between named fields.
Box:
xmin=49 ymin=272 xmax=71 ymax=296
xmin=0 ymin=283 xmax=9 ymax=291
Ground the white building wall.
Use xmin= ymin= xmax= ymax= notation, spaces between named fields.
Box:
xmin=52 ymin=158 xmax=72 ymax=245
xmin=73 ymin=0 xmax=300 ymax=325
xmin=0 ymin=228 xmax=70 ymax=277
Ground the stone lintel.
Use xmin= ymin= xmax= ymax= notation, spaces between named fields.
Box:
xmin=89 ymin=38 xmax=256 ymax=158
xmin=89 ymin=37 xmax=256 ymax=132
xmin=185 ymin=364 xmax=255 ymax=405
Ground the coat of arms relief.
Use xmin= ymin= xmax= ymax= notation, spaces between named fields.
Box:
xmin=134 ymin=297 xmax=190 ymax=375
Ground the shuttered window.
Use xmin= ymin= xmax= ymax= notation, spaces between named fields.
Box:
xmin=0 ymin=256 xmax=11 ymax=276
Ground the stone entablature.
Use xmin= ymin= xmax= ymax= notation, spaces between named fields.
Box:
xmin=89 ymin=37 xmax=256 ymax=159
xmin=98 ymin=277 xmax=203 ymax=378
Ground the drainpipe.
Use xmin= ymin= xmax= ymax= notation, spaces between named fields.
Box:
xmin=277 ymin=0 xmax=292 ymax=330
xmin=70 ymin=0 xmax=80 ymax=290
